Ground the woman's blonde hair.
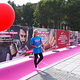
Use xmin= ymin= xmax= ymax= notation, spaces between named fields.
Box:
xmin=32 ymin=29 xmax=38 ymax=37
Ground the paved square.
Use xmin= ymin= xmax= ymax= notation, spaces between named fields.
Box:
xmin=28 ymin=53 xmax=80 ymax=80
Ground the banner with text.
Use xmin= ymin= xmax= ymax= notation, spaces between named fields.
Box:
xmin=56 ymin=30 xmax=69 ymax=48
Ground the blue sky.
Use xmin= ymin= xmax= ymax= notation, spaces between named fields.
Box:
xmin=0 ymin=0 xmax=40 ymax=5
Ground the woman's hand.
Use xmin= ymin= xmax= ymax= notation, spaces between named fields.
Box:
xmin=35 ymin=46 xmax=38 ymax=48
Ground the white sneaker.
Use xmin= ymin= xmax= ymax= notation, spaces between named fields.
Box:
xmin=35 ymin=67 xmax=40 ymax=71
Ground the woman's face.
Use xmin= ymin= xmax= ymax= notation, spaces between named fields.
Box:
xmin=34 ymin=31 xmax=38 ymax=37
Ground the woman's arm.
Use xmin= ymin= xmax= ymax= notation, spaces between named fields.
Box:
xmin=31 ymin=45 xmax=38 ymax=48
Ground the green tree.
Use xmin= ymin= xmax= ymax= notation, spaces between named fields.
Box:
xmin=8 ymin=1 xmax=22 ymax=25
xmin=22 ymin=3 xmax=34 ymax=26
xmin=66 ymin=0 xmax=80 ymax=30
xmin=34 ymin=0 xmax=66 ymax=29
xmin=8 ymin=1 xmax=34 ymax=26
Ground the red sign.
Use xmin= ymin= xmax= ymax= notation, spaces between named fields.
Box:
xmin=56 ymin=30 xmax=69 ymax=48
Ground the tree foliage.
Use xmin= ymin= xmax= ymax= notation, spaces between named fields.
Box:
xmin=22 ymin=3 xmax=34 ymax=26
xmin=8 ymin=1 xmax=34 ymax=26
xmin=8 ymin=0 xmax=80 ymax=30
xmin=34 ymin=0 xmax=80 ymax=30
xmin=66 ymin=0 xmax=80 ymax=30
xmin=34 ymin=0 xmax=66 ymax=28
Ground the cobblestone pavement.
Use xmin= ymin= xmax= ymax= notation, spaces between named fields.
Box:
xmin=27 ymin=53 xmax=80 ymax=80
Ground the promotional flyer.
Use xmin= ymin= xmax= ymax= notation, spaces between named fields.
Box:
xmin=34 ymin=28 xmax=56 ymax=51
xmin=56 ymin=30 xmax=69 ymax=48
xmin=0 ymin=26 xmax=33 ymax=62
xmin=69 ymin=31 xmax=78 ymax=46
